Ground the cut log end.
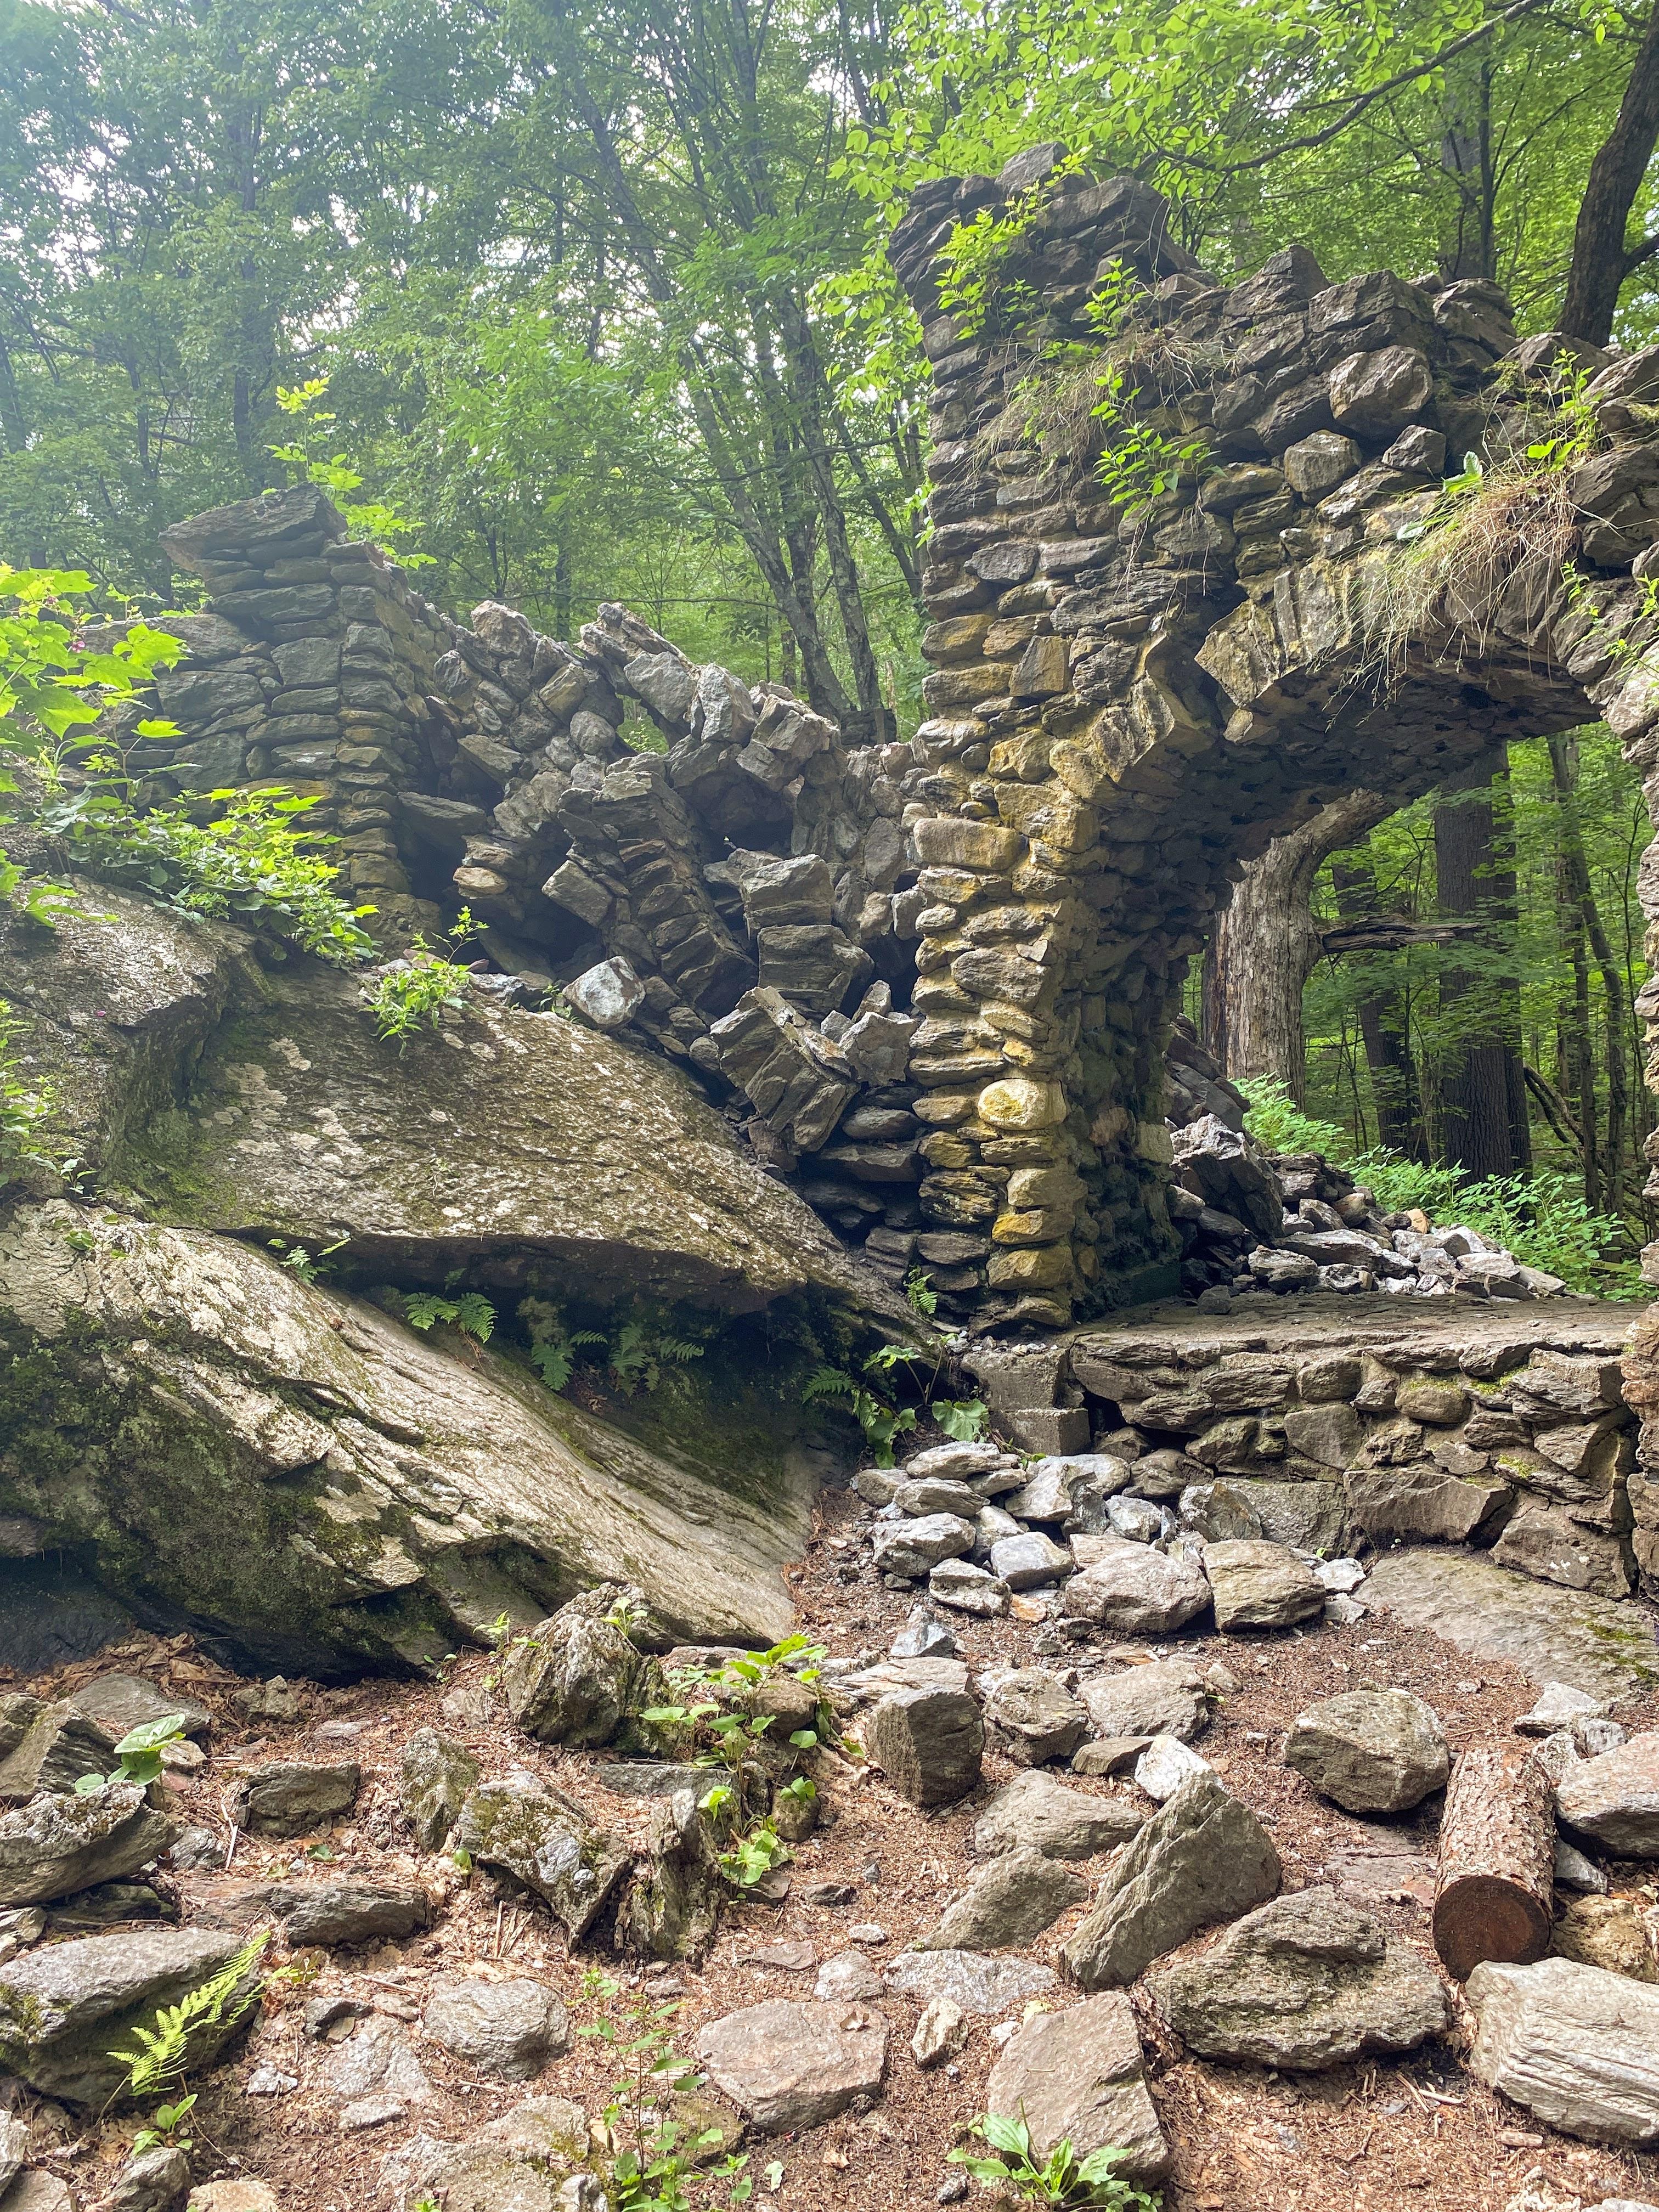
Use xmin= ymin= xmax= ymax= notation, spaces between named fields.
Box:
xmin=1431 ymin=1874 xmax=1552 ymax=1982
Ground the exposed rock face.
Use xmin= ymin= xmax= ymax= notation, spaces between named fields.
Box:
xmin=1062 ymin=1771 xmax=1281 ymax=1990
xmin=1556 ymin=1736 xmax=1659 ymax=1855
xmin=694 ymin=2000 xmax=888 ymax=2131
xmin=984 ymin=1994 xmax=1170 ymax=2182
xmin=399 ymin=1729 xmax=478 ymax=1852
xmin=0 ymin=1785 xmax=174 ymax=1908
xmin=1151 ymin=1887 xmax=1449 ymax=2069
xmin=1284 ymin=1691 xmax=1450 ymax=1813
xmin=0 ymin=1201 xmax=814 ymax=1671
xmin=1466 ymin=1956 xmax=1659 ymax=2144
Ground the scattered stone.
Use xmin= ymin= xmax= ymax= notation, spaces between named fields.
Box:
xmin=1555 ymin=1839 xmax=1608 ymax=1894
xmin=230 ymin=1679 xmax=302 ymax=1724
xmin=1556 ymin=1736 xmax=1659 ymax=1855
xmin=449 ymin=1775 xmax=631 ymax=1940
xmin=98 ymin=2142 xmax=191 ymax=2212
xmin=1517 ymin=1682 xmax=1610 ymax=1737
xmin=983 ymin=1669 xmax=1089 ymax=1766
xmin=424 ymin=1972 xmax=570 ymax=2078
xmin=1152 ymin=1886 xmax=1449 ymax=2069
xmin=1134 ymin=1736 xmax=1212 ymax=1803
xmin=322 ymin=2012 xmax=435 ymax=2115
xmin=1001 ymin=1465 xmax=1074 ymax=1522
xmin=0 ymin=1926 xmax=257 ymax=2106
xmin=499 ymin=1583 xmax=665 ymax=1748
xmin=167 ymin=1827 xmax=224 ymax=1873
xmin=893 ymin=1478 xmax=982 ymax=1519
xmin=389 ymin=2095 xmax=591 ymax=2212
xmin=928 ymin=1559 xmax=1009 ymax=1616
xmin=400 ymin=1728 xmax=479 ymax=1853
xmin=862 ymin=1687 xmax=983 ymax=1808
xmin=69 ymin=1676 xmax=211 ymax=1742
xmin=0 ymin=1785 xmax=175 ymax=1909
xmin=1550 ymin=1895 xmax=1657 ymax=1982
xmin=1081 ymin=1662 xmax=1211 ymax=1746
xmin=973 ymin=1771 xmax=1142 ymax=1862
xmin=245 ymin=2061 xmax=298 ymax=2096
xmin=891 ymin=1608 xmax=957 ymax=1660
xmin=229 ymin=1761 xmax=359 ymax=1838
xmin=883 ymin=1948 xmax=1060 ymax=2016
xmin=1204 ymin=1541 xmax=1325 ymax=1631
xmin=619 ymin=1787 xmax=723 ymax=1964
xmin=185 ymin=2188 xmax=280 ymax=2212
xmin=695 ymin=2000 xmax=887 ymax=2131
xmin=985 ymin=1993 xmax=1170 ymax=2182
xmin=815 ymin=1952 xmax=883 ymax=2000
xmin=7 ymin=2176 xmax=73 ymax=2212
xmin=912 ymin=1994 xmax=968 ymax=2068
xmin=0 ymin=2114 xmax=23 ymax=2196
xmin=989 ymin=1531 xmax=1075 ymax=1592
xmin=1284 ymin=1690 xmax=1450 ymax=1814
xmin=185 ymin=1877 xmax=429 ymax=1948
xmin=873 ymin=1515 xmax=977 ymax=1579
xmin=1062 ymin=1771 xmax=1281 ymax=1991
xmin=921 ymin=1848 xmax=1088 ymax=1951
xmin=904 ymin=1443 xmax=1011 ymax=1485
xmin=566 ymin=956 xmax=645 ymax=1030
xmin=1466 ymin=1956 xmax=1659 ymax=2143
xmin=1060 ymin=1541 xmax=1211 ymax=1637
xmin=1071 ymin=1737 xmax=1153 ymax=1778
xmin=0 ymin=1702 xmax=118 ymax=1803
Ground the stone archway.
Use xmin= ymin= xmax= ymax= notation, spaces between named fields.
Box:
xmin=882 ymin=151 xmax=1659 ymax=1328
xmin=130 ymin=152 xmax=1659 ymax=1344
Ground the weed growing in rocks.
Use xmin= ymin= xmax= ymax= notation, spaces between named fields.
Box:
xmin=364 ymin=907 xmax=483 ymax=1048
xmin=111 ymin=1930 xmax=269 ymax=2099
xmin=579 ymin=1970 xmax=754 ymax=2209
xmin=950 ymin=2114 xmax=1161 ymax=2209
xmin=74 ymin=1711 xmax=189 ymax=1793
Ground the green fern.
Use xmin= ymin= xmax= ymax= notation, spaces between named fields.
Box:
xmin=802 ymin=1364 xmax=855 ymax=1403
xmin=400 ymin=1289 xmax=496 ymax=1343
xmin=110 ymin=1931 xmax=269 ymax=2098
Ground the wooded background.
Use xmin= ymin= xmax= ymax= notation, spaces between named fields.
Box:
xmin=5 ymin=0 xmax=1659 ymax=1248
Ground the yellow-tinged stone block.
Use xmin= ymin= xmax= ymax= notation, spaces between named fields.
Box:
xmin=986 ymin=1242 xmax=1075 ymax=1289
xmin=992 ymin=1205 xmax=1076 ymax=1244
xmin=1136 ymin=1121 xmax=1175 ymax=1163
xmin=913 ymin=817 xmax=1027 ymax=872
xmin=978 ymin=1077 xmax=1066 ymax=1130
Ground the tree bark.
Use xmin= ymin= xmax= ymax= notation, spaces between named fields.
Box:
xmin=1432 ymin=1743 xmax=1554 ymax=1981
xmin=1331 ymin=856 xmax=1430 ymax=1159
xmin=1206 ymin=793 xmax=1391 ymax=1099
xmin=1435 ymin=751 xmax=1531 ymax=1178
xmin=1548 ymin=734 xmax=1632 ymax=1214
xmin=1561 ymin=2 xmax=1659 ymax=346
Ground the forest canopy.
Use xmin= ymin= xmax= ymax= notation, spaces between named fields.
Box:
xmin=3 ymin=0 xmax=1659 ymax=1266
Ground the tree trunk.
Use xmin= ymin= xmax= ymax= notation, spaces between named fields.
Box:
xmin=1206 ymin=792 xmax=1390 ymax=1099
xmin=1331 ymin=856 xmax=1430 ymax=1159
xmin=1432 ymin=1743 xmax=1554 ymax=1981
xmin=1548 ymin=733 xmax=1633 ymax=1214
xmin=1435 ymin=751 xmax=1530 ymax=1178
xmin=1561 ymin=1 xmax=1659 ymax=346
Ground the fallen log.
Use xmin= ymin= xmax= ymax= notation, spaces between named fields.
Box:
xmin=1432 ymin=1741 xmax=1554 ymax=1980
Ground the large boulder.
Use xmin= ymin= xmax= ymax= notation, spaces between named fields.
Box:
xmin=448 ymin=1776 xmax=630 ymax=1941
xmin=1061 ymin=1539 xmax=1211 ymax=1635
xmin=1466 ymin=1956 xmax=1659 ymax=2144
xmin=0 ymin=1203 xmax=812 ymax=1670
xmin=499 ymin=1584 xmax=667 ymax=1747
xmin=1062 ymin=1771 xmax=1281 ymax=1991
xmin=1150 ymin=1886 xmax=1449 ymax=2069
xmin=1555 ymin=1735 xmax=1659 ymax=1855
xmin=1284 ymin=1690 xmax=1449 ymax=1814
xmin=0 ymin=1928 xmax=258 ymax=2106
xmin=5 ymin=888 xmax=877 ymax=1314
xmin=0 ymin=1785 xmax=175 ymax=1908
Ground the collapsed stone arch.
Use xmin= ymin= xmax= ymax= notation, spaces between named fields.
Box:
xmin=126 ymin=151 xmax=1659 ymax=1335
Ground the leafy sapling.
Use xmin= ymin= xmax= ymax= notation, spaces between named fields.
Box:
xmin=129 ymin=2092 xmax=196 ymax=2156
xmin=950 ymin=2112 xmax=1161 ymax=2209
xmin=77 ymin=1713 xmax=190 ymax=1794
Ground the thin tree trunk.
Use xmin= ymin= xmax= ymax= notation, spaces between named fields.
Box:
xmin=1331 ymin=857 xmax=1430 ymax=1159
xmin=1548 ymin=733 xmax=1632 ymax=1212
xmin=1207 ymin=792 xmax=1391 ymax=1098
xmin=1561 ymin=1 xmax=1659 ymax=345
xmin=1435 ymin=751 xmax=1530 ymax=1179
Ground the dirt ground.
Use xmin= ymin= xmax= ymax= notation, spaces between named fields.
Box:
xmin=7 ymin=1489 xmax=1659 ymax=2212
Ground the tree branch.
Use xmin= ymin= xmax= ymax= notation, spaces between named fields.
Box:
xmin=1318 ymin=916 xmax=1484 ymax=956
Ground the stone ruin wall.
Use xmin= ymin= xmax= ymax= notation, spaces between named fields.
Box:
xmin=119 ymin=150 xmax=1659 ymax=1357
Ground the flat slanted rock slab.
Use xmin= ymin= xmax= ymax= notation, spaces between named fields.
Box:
xmin=1363 ymin=1549 xmax=1659 ymax=1701
xmin=1062 ymin=1771 xmax=1281 ymax=1991
xmin=882 ymin=1949 xmax=1059 ymax=2015
xmin=973 ymin=1770 xmax=1142 ymax=1861
xmin=1555 ymin=1735 xmax=1659 ymax=1855
xmin=985 ymin=1994 xmax=1170 ymax=2182
xmin=1466 ymin=1956 xmax=1659 ymax=2143
xmin=1151 ymin=1886 xmax=1449 ymax=2069
xmin=695 ymin=2000 xmax=887 ymax=2131
xmin=920 ymin=1848 xmax=1087 ymax=1951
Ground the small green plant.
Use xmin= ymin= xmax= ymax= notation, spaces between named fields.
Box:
xmin=364 ymin=907 xmax=483 ymax=1048
xmin=718 ymin=1819 xmax=787 ymax=1891
xmin=110 ymin=1930 xmax=269 ymax=2098
xmin=129 ymin=2092 xmax=196 ymax=2155
xmin=270 ymin=377 xmax=432 ymax=563
xmin=934 ymin=1395 xmax=990 ymax=1442
xmin=267 ymin=1233 xmax=347 ymax=1285
xmin=398 ymin=1287 xmax=497 ymax=1343
xmin=520 ymin=1294 xmax=602 ymax=1390
xmin=904 ymin=1265 xmax=938 ymax=1317
xmin=950 ymin=2112 xmax=1161 ymax=2208
xmin=640 ymin=1635 xmax=830 ymax=1775
xmin=608 ymin=1319 xmax=704 ymax=1395
xmin=803 ymin=1362 xmax=917 ymax=1465
xmin=579 ymin=1970 xmax=752 ymax=2210
xmin=76 ymin=1712 xmax=189 ymax=1794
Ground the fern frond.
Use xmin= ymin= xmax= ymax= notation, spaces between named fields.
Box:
xmin=802 ymin=1365 xmax=855 ymax=1402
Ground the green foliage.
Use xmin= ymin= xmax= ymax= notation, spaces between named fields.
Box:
xmin=608 ymin=1321 xmax=706 ymax=1396
xmin=1237 ymin=1077 xmax=1640 ymax=1296
xmin=804 ymin=1340 xmax=989 ymax=1463
xmin=904 ymin=1266 xmax=939 ymax=1317
xmin=110 ymin=1931 xmax=269 ymax=2100
xmin=950 ymin=2112 xmax=1161 ymax=2208
xmin=364 ymin=909 xmax=483 ymax=1048
xmin=718 ymin=1819 xmax=787 ymax=1891
xmin=579 ymin=1971 xmax=753 ymax=2210
xmin=396 ymin=1288 xmax=498 ymax=1344
xmin=36 ymin=782 xmax=377 ymax=964
xmin=268 ymin=378 xmax=432 ymax=564
xmin=934 ymin=1396 xmax=991 ymax=1442
xmin=129 ymin=2093 xmax=196 ymax=2157
xmin=517 ymin=1296 xmax=704 ymax=1398
xmin=0 ymin=998 xmax=60 ymax=1171
xmin=803 ymin=1363 xmax=918 ymax=1466
xmin=640 ymin=1637 xmax=830 ymax=1782
xmin=267 ymin=1234 xmax=347 ymax=1286
xmin=76 ymin=1712 xmax=190 ymax=1795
